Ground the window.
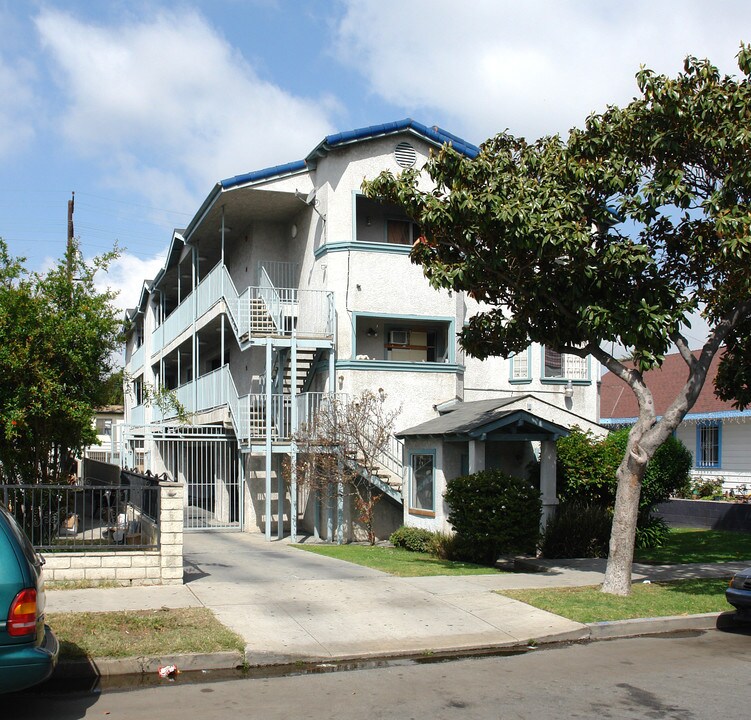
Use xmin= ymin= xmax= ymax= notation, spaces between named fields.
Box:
xmin=386 ymin=219 xmax=420 ymax=245
xmin=410 ymin=452 xmax=435 ymax=513
xmin=542 ymin=346 xmax=588 ymax=381
xmin=386 ymin=328 xmax=442 ymax=362
xmin=510 ymin=349 xmax=531 ymax=382
xmin=353 ymin=315 xmax=453 ymax=364
xmin=697 ymin=422 xmax=721 ymax=468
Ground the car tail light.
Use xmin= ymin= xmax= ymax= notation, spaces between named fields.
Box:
xmin=7 ymin=588 xmax=37 ymax=637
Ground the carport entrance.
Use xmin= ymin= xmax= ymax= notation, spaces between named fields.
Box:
xmin=153 ymin=426 xmax=242 ymax=531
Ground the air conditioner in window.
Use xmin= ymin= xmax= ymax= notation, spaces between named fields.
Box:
xmin=389 ymin=330 xmax=409 ymax=346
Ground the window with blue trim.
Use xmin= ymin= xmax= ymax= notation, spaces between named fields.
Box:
xmin=510 ymin=349 xmax=531 ymax=383
xmin=410 ymin=452 xmax=435 ymax=513
xmin=354 ymin=315 xmax=451 ymax=363
xmin=542 ymin=346 xmax=588 ymax=381
xmin=696 ymin=422 xmax=721 ymax=468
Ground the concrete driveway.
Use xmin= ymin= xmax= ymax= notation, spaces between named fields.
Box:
xmin=181 ymin=532 xmax=587 ymax=664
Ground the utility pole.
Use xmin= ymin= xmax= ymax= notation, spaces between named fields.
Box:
xmin=66 ymin=191 xmax=75 ymax=281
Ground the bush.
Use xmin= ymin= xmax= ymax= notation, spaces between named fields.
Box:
xmin=634 ymin=512 xmax=669 ymax=549
xmin=444 ymin=470 xmax=541 ymax=565
xmin=429 ymin=531 xmax=460 ymax=560
xmin=540 ymin=502 xmax=612 ymax=559
xmin=557 ymin=428 xmax=692 ymax=511
xmin=389 ymin=526 xmax=436 ymax=553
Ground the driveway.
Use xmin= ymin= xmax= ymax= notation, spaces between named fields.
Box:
xmin=181 ymin=533 xmax=586 ymax=663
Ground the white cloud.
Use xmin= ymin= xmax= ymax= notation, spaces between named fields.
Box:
xmin=336 ymin=0 xmax=751 ymax=142
xmin=35 ymin=8 xmax=336 ymax=211
xmin=94 ymin=250 xmax=168 ymax=315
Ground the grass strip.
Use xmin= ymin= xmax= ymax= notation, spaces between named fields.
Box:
xmin=499 ymin=577 xmax=731 ymax=624
xmin=634 ymin=527 xmax=751 ymax=564
xmin=47 ymin=607 xmax=245 ymax=660
xmin=293 ymin=543 xmax=499 ymax=576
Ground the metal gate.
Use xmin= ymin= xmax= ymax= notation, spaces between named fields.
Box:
xmin=152 ymin=426 xmax=242 ymax=531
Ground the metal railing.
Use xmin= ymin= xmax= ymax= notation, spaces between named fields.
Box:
xmin=1 ymin=481 xmax=160 ymax=551
xmin=258 ymin=260 xmax=299 ymax=289
xmin=148 ymin=261 xmax=334 ymax=357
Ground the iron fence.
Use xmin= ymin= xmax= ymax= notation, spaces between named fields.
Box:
xmin=0 ymin=480 xmax=160 ymax=551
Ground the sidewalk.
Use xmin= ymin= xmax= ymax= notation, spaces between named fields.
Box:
xmin=45 ymin=534 xmax=745 ymax=676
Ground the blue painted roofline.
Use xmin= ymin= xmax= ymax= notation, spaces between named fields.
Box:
xmin=310 ymin=118 xmax=479 ymax=160
xmin=218 ymin=119 xmax=479 ymax=192
xmin=601 ymin=408 xmax=751 ymax=425
xmin=221 ymin=160 xmax=308 ymax=190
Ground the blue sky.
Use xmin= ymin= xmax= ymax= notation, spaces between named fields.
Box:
xmin=1 ymin=0 xmax=749 ymax=348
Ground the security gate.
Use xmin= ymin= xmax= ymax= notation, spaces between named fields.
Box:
xmin=152 ymin=426 xmax=242 ymax=531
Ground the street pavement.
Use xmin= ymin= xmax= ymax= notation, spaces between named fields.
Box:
xmin=45 ymin=532 xmax=746 ymax=673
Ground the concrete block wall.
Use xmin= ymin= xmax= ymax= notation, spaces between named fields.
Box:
xmin=43 ymin=481 xmax=184 ymax=586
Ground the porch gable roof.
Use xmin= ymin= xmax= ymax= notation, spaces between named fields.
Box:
xmin=396 ymin=397 xmax=570 ymax=442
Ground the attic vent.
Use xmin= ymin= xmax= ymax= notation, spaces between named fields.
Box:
xmin=394 ymin=142 xmax=416 ymax=168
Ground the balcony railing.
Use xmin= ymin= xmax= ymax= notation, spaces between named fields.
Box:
xmin=149 ymin=263 xmax=334 ymax=356
xmin=129 ymin=343 xmax=145 ymax=372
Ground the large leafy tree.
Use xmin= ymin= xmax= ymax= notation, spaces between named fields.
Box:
xmin=0 ymin=239 xmax=121 ymax=484
xmin=364 ymin=48 xmax=751 ymax=595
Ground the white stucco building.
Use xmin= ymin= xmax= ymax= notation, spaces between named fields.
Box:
xmin=122 ymin=120 xmax=602 ymax=541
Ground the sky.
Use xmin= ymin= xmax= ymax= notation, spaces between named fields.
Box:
xmin=0 ymin=0 xmax=749 ymax=349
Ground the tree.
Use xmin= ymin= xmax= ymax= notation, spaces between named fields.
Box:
xmin=364 ymin=47 xmax=751 ymax=594
xmin=290 ymin=391 xmax=401 ymax=544
xmin=0 ymin=238 xmax=121 ymax=484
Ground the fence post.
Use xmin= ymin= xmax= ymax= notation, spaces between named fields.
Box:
xmin=159 ymin=480 xmax=184 ymax=585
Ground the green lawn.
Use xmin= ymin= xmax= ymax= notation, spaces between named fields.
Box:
xmin=292 ymin=543 xmax=499 ymax=576
xmin=48 ymin=608 xmax=245 ymax=660
xmin=500 ymin=577 xmax=731 ymax=623
xmin=634 ymin=527 xmax=751 ymax=564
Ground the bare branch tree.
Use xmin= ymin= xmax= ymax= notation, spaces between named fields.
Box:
xmin=289 ymin=391 xmax=401 ymax=544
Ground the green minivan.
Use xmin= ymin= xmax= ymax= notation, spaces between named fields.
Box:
xmin=0 ymin=504 xmax=59 ymax=693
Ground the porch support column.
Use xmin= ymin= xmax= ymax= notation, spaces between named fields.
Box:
xmin=468 ymin=439 xmax=486 ymax=474
xmin=265 ymin=338 xmax=273 ymax=541
xmin=290 ymin=337 xmax=298 ymax=541
xmin=328 ymin=348 xmax=335 ymax=394
xmin=540 ymin=440 xmax=559 ymax=529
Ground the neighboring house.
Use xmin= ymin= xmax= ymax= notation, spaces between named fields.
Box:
xmin=81 ymin=405 xmax=125 ymax=468
xmin=599 ymin=350 xmax=751 ymax=492
xmin=122 ymin=119 xmax=602 ymax=541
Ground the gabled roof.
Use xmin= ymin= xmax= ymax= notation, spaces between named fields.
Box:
xmin=219 ymin=119 xmax=479 ymax=193
xmin=599 ymin=349 xmax=748 ymax=423
xmin=397 ymin=396 xmax=570 ymax=441
xmin=305 ymin=119 xmax=480 ymax=163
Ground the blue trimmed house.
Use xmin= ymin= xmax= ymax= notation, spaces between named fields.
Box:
xmin=123 ymin=120 xmax=602 ymax=541
xmin=599 ymin=350 xmax=751 ymax=494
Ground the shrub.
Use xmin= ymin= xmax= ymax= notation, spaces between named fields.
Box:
xmin=389 ymin=526 xmax=435 ymax=553
xmin=429 ymin=531 xmax=460 ymax=560
xmin=557 ymin=428 xmax=692 ymax=511
xmin=444 ymin=470 xmax=541 ymax=565
xmin=540 ymin=502 xmax=612 ymax=559
xmin=634 ymin=512 xmax=669 ymax=549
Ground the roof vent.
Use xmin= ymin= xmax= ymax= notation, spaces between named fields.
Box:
xmin=394 ymin=142 xmax=416 ymax=168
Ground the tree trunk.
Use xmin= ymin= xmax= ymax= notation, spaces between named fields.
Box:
xmin=601 ymin=433 xmax=649 ymax=595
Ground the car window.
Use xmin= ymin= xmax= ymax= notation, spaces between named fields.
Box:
xmin=0 ymin=505 xmax=40 ymax=569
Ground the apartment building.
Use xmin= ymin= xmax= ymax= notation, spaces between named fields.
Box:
xmin=123 ymin=119 xmax=602 ymax=541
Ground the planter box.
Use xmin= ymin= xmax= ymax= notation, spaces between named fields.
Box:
xmin=656 ymin=498 xmax=751 ymax=533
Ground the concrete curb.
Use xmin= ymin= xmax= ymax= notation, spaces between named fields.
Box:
xmin=586 ymin=612 xmax=725 ymax=640
xmin=53 ymin=651 xmax=245 ymax=679
xmin=53 ymin=612 xmax=742 ymax=679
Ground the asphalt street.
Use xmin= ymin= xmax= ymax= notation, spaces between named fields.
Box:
xmin=7 ymin=628 xmax=751 ymax=720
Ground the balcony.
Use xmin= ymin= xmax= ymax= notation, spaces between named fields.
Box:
xmin=151 ymin=263 xmax=334 ymax=356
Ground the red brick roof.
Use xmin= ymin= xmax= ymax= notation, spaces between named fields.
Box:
xmin=599 ymin=350 xmax=735 ymax=419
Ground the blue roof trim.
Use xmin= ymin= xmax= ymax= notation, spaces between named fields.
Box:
xmin=220 ymin=160 xmax=308 ymax=190
xmin=218 ymin=120 xmax=478 ymax=192
xmin=601 ymin=409 xmax=751 ymax=425
xmin=311 ymin=119 xmax=479 ymax=160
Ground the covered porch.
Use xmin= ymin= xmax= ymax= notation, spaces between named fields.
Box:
xmin=396 ymin=396 xmax=580 ymax=533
